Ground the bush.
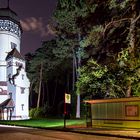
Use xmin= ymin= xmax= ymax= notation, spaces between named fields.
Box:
xmin=29 ymin=108 xmax=44 ymax=118
xmin=29 ymin=108 xmax=36 ymax=118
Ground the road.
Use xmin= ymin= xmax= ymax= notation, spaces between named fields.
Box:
xmin=0 ymin=125 xmax=131 ymax=140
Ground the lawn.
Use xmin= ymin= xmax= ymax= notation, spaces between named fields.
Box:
xmin=0 ymin=118 xmax=86 ymax=128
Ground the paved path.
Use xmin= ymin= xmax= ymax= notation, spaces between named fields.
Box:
xmin=0 ymin=125 xmax=130 ymax=140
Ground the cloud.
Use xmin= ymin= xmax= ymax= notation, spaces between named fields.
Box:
xmin=20 ymin=17 xmax=55 ymax=37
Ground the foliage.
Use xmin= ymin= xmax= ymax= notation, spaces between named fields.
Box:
xmin=117 ymin=47 xmax=140 ymax=96
xmin=29 ymin=108 xmax=35 ymax=118
xmin=26 ymin=0 xmax=140 ymax=117
xmin=76 ymin=60 xmax=112 ymax=99
xmin=75 ymin=0 xmax=140 ymax=98
xmin=29 ymin=108 xmax=44 ymax=118
xmin=26 ymin=39 xmax=73 ymax=115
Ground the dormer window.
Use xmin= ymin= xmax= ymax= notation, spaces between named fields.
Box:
xmin=11 ymin=42 xmax=17 ymax=49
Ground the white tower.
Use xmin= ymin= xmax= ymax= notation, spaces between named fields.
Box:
xmin=0 ymin=4 xmax=30 ymax=120
xmin=0 ymin=6 xmax=21 ymax=92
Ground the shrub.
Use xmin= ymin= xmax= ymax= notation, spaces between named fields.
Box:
xmin=29 ymin=108 xmax=44 ymax=118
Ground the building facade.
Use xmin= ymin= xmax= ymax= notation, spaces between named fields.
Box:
xmin=0 ymin=7 xmax=30 ymax=120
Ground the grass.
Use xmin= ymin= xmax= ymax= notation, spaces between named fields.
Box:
xmin=0 ymin=118 xmax=86 ymax=128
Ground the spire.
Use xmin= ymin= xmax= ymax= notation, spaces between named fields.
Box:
xmin=7 ymin=0 xmax=10 ymax=8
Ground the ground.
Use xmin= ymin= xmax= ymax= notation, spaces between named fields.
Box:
xmin=0 ymin=125 xmax=130 ymax=140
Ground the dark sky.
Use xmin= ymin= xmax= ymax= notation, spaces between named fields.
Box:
xmin=1 ymin=0 xmax=57 ymax=55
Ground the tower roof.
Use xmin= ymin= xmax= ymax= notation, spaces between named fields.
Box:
xmin=0 ymin=7 xmax=20 ymax=23
xmin=6 ymin=48 xmax=25 ymax=61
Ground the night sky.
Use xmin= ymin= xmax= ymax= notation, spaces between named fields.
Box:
xmin=1 ymin=0 xmax=57 ymax=55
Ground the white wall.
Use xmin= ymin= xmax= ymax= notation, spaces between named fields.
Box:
xmin=0 ymin=62 xmax=7 ymax=81
xmin=0 ymin=31 xmax=20 ymax=61
xmin=7 ymin=57 xmax=30 ymax=120
xmin=0 ymin=95 xmax=10 ymax=104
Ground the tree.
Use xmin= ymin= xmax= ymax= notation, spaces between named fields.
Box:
xmin=77 ymin=0 xmax=140 ymax=98
xmin=53 ymin=0 xmax=102 ymax=118
xmin=108 ymin=0 xmax=140 ymax=97
xmin=26 ymin=39 xmax=73 ymax=116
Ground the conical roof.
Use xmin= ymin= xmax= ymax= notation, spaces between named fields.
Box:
xmin=6 ymin=48 xmax=25 ymax=61
xmin=0 ymin=7 xmax=19 ymax=23
xmin=0 ymin=7 xmax=22 ymax=33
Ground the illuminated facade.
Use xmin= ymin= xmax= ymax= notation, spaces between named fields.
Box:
xmin=0 ymin=7 xmax=30 ymax=120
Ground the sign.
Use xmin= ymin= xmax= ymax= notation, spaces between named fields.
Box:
xmin=65 ymin=93 xmax=71 ymax=104
xmin=125 ymin=105 xmax=138 ymax=117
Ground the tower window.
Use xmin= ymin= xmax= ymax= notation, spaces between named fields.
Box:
xmin=21 ymin=104 xmax=24 ymax=111
xmin=21 ymin=87 xmax=25 ymax=94
xmin=11 ymin=42 xmax=17 ymax=49
xmin=22 ymin=74 xmax=24 ymax=80
xmin=7 ymin=61 xmax=12 ymax=67
xmin=9 ymin=92 xmax=12 ymax=98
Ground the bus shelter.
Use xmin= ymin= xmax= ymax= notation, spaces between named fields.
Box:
xmin=85 ymin=97 xmax=140 ymax=128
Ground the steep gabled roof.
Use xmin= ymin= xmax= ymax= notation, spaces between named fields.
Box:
xmin=0 ymin=98 xmax=15 ymax=108
xmin=6 ymin=48 xmax=25 ymax=61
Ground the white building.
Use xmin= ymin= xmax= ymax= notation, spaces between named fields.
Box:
xmin=0 ymin=6 xmax=30 ymax=120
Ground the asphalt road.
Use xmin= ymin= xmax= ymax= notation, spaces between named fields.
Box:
xmin=0 ymin=125 xmax=131 ymax=140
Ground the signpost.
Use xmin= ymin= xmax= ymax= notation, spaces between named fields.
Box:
xmin=64 ymin=93 xmax=71 ymax=128
xmin=65 ymin=93 xmax=71 ymax=104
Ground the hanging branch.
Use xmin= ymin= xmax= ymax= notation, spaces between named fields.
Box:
xmin=103 ymin=13 xmax=140 ymax=38
xmin=103 ymin=18 xmax=131 ymax=37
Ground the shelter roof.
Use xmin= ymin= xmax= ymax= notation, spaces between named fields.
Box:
xmin=84 ymin=97 xmax=140 ymax=104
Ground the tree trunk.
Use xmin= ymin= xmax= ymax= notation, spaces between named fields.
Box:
xmin=52 ymin=79 xmax=58 ymax=107
xmin=29 ymin=81 xmax=34 ymax=107
xmin=42 ymin=82 xmax=45 ymax=106
xmin=72 ymin=48 xmax=76 ymax=91
xmin=126 ymin=0 xmax=137 ymax=97
xmin=76 ymin=33 xmax=81 ymax=118
xmin=37 ymin=62 xmax=43 ymax=108
xmin=46 ymin=82 xmax=50 ymax=107
xmin=76 ymin=94 xmax=80 ymax=118
xmin=129 ymin=0 xmax=137 ymax=54
xmin=67 ymin=73 xmax=70 ymax=93
xmin=126 ymin=81 xmax=132 ymax=97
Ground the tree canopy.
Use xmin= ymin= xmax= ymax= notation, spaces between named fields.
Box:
xmin=26 ymin=0 xmax=140 ymax=117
